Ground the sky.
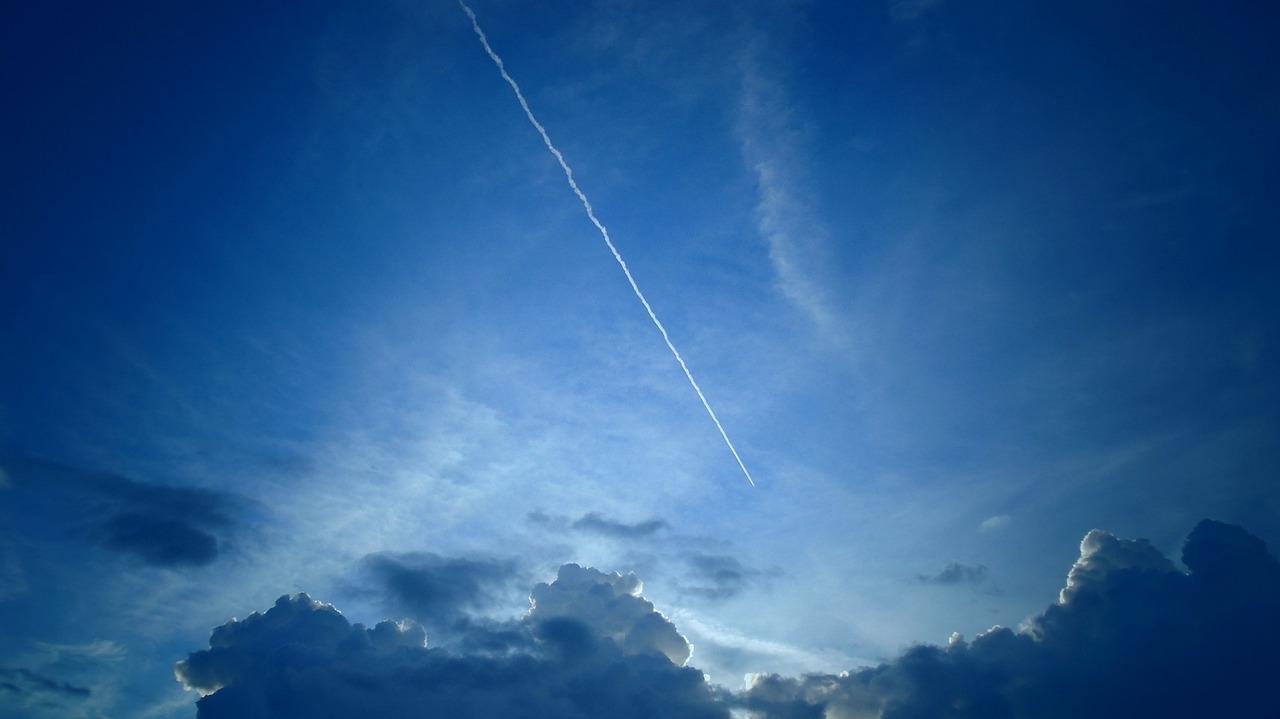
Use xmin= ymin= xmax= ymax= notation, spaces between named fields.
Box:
xmin=2 ymin=0 xmax=1278 ymax=716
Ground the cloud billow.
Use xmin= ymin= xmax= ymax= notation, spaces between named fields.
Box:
xmin=177 ymin=564 xmax=724 ymax=719
xmin=177 ymin=520 xmax=1279 ymax=718
xmin=742 ymin=519 xmax=1280 ymax=718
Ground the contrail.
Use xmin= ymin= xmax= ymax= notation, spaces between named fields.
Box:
xmin=459 ymin=0 xmax=755 ymax=487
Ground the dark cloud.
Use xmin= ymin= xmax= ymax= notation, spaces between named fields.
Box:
xmin=528 ymin=510 xmax=670 ymax=539
xmin=742 ymin=519 xmax=1280 ymax=717
xmin=99 ymin=512 xmax=220 ymax=566
xmin=681 ymin=552 xmax=771 ymax=600
xmin=177 ymin=520 xmax=1279 ymax=717
xmin=0 ymin=452 xmax=247 ymax=567
xmin=356 ymin=552 xmax=519 ymax=629
xmin=917 ymin=562 xmax=990 ymax=588
xmin=0 ymin=667 xmax=92 ymax=717
xmin=525 ymin=510 xmax=564 ymax=530
xmin=0 ymin=667 xmax=90 ymax=698
xmin=177 ymin=565 xmax=725 ymax=719
xmin=529 ymin=563 xmax=691 ymax=665
xmin=572 ymin=512 xmax=670 ymax=538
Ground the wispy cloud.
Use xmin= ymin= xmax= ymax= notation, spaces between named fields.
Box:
xmin=736 ymin=44 xmax=845 ymax=346
xmin=978 ymin=514 xmax=1012 ymax=533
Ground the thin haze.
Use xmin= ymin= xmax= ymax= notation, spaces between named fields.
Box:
xmin=459 ymin=0 xmax=755 ymax=487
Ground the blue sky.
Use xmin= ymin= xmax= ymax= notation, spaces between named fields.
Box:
xmin=2 ymin=1 xmax=1278 ymax=717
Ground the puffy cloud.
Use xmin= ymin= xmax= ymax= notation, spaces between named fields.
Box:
xmin=742 ymin=519 xmax=1280 ymax=718
xmin=529 ymin=564 xmax=692 ymax=666
xmin=175 ymin=594 xmax=426 ymax=698
xmin=0 ymin=453 xmax=248 ymax=567
xmin=176 ymin=521 xmax=1279 ymax=718
xmin=177 ymin=565 xmax=723 ymax=719
xmin=1056 ymin=528 xmax=1175 ymax=603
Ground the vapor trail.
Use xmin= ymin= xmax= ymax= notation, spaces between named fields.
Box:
xmin=459 ymin=0 xmax=755 ymax=487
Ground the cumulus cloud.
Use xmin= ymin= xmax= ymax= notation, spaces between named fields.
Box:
xmin=177 ymin=565 xmax=723 ymax=719
xmin=176 ymin=520 xmax=1278 ymax=717
xmin=741 ymin=519 xmax=1280 ymax=717
xmin=0 ymin=453 xmax=248 ymax=567
xmin=1056 ymin=528 xmax=1175 ymax=603
xmin=529 ymin=564 xmax=692 ymax=665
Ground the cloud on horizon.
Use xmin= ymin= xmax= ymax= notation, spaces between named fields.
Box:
xmin=177 ymin=520 xmax=1279 ymax=717
xmin=742 ymin=519 xmax=1280 ymax=718
xmin=177 ymin=564 xmax=721 ymax=719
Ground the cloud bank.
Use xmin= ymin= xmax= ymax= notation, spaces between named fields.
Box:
xmin=742 ymin=519 xmax=1280 ymax=718
xmin=177 ymin=564 xmax=721 ymax=718
xmin=177 ymin=520 xmax=1278 ymax=717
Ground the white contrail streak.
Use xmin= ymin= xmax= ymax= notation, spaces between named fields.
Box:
xmin=459 ymin=0 xmax=755 ymax=487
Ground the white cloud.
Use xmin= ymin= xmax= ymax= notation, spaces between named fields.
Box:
xmin=736 ymin=52 xmax=846 ymax=346
xmin=978 ymin=514 xmax=1012 ymax=532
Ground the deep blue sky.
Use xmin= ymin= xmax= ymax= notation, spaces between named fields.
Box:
xmin=2 ymin=1 xmax=1278 ymax=717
